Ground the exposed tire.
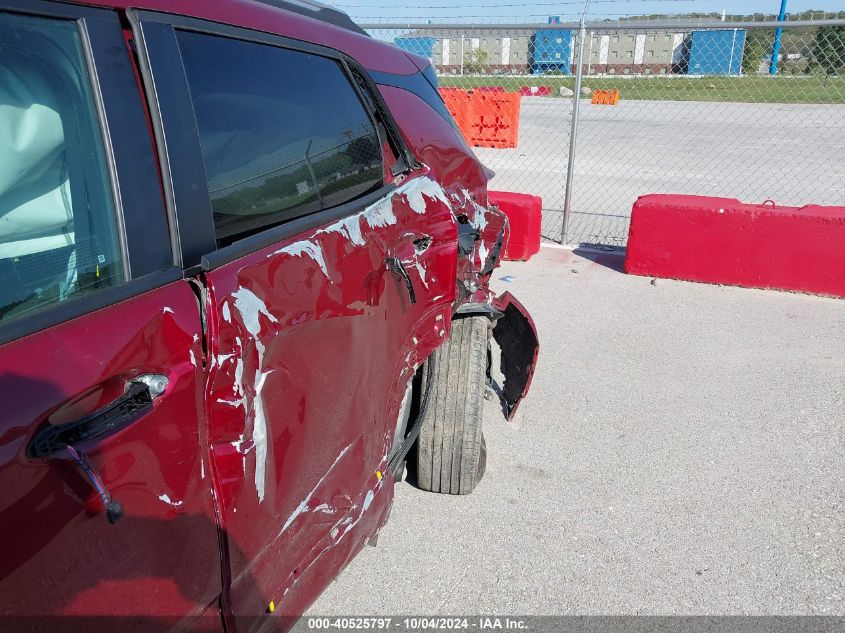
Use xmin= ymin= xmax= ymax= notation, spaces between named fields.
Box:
xmin=414 ymin=315 xmax=490 ymax=495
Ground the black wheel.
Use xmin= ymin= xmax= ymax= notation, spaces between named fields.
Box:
xmin=414 ymin=315 xmax=490 ymax=494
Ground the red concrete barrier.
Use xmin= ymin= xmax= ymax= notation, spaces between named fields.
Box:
xmin=625 ymin=194 xmax=845 ymax=299
xmin=519 ymin=86 xmax=552 ymax=97
xmin=489 ymin=191 xmax=542 ymax=262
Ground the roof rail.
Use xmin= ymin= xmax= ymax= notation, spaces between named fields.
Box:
xmin=251 ymin=0 xmax=369 ymax=36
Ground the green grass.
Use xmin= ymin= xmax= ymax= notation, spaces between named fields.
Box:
xmin=438 ymin=74 xmax=845 ymax=104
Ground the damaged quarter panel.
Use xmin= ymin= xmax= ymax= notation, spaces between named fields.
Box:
xmin=202 ymin=172 xmax=456 ymax=624
xmin=377 ymin=83 xmax=510 ymax=306
xmin=377 ymin=75 xmax=537 ymax=417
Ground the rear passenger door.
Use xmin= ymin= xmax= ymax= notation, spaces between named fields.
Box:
xmin=132 ymin=13 xmax=455 ymax=625
xmin=0 ymin=3 xmax=221 ymax=627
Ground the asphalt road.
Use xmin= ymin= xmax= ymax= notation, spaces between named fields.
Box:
xmin=472 ymin=98 xmax=845 ymax=244
xmin=307 ymin=246 xmax=845 ymax=615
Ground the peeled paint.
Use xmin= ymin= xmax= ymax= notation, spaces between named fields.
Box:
xmin=230 ymin=289 xmax=279 ymax=503
xmin=158 ymin=493 xmax=183 ymax=507
xmin=272 ymin=240 xmax=329 ymax=279
xmin=316 ymin=175 xmax=450 ymax=248
xmin=402 ymin=176 xmax=450 ymax=215
xmin=231 ymin=288 xmax=277 ymax=338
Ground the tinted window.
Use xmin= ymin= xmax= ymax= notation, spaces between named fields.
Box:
xmin=0 ymin=12 xmax=124 ymax=325
xmin=176 ymin=31 xmax=384 ymax=245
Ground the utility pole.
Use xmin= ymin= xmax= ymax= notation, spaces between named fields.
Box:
xmin=770 ymin=0 xmax=788 ymax=75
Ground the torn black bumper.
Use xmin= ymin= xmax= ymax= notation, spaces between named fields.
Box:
xmin=492 ymin=292 xmax=538 ymax=420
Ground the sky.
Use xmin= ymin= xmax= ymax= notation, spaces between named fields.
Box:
xmin=330 ymin=0 xmax=845 ymax=22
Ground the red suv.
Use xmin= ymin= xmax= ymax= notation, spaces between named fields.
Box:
xmin=0 ymin=0 xmax=538 ymax=630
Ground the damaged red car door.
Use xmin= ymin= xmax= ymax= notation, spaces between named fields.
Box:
xmin=0 ymin=4 xmax=220 ymax=626
xmin=134 ymin=19 xmax=458 ymax=625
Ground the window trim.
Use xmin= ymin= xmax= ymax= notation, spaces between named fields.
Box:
xmin=342 ymin=55 xmax=420 ymax=176
xmin=128 ymin=9 xmax=415 ymax=271
xmin=200 ymin=182 xmax=396 ymax=272
xmin=0 ymin=1 xmax=175 ymax=344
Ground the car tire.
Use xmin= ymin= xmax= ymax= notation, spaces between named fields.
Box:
xmin=414 ymin=315 xmax=490 ymax=495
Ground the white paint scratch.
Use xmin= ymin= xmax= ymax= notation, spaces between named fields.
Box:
xmin=225 ymin=294 xmax=277 ymax=504
xmin=279 ymin=441 xmax=355 ymax=536
xmin=318 ymin=215 xmax=365 ymax=246
xmin=230 ymin=437 xmax=253 ymax=454
xmin=363 ymin=196 xmax=396 ymax=229
xmin=473 ymin=202 xmax=489 ymax=231
xmin=478 ymin=239 xmax=489 ymax=267
xmin=402 ymin=176 xmax=450 ymax=214
xmin=189 ymin=349 xmax=197 ymax=367
xmin=414 ymin=261 xmax=429 ymax=288
xmin=158 ymin=493 xmax=183 ymax=507
xmin=162 ymin=307 xmax=174 ymax=314
xmin=232 ymin=288 xmax=277 ymax=338
xmin=272 ymin=240 xmax=329 ymax=278
xmin=217 ymin=397 xmax=246 ymax=408
xmin=252 ymin=369 xmax=272 ymax=503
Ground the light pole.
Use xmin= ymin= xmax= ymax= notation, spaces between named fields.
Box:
xmin=770 ymin=0 xmax=788 ymax=75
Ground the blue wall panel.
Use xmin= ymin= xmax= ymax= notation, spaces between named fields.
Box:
xmin=687 ymin=29 xmax=746 ymax=75
xmin=531 ymin=29 xmax=573 ymax=74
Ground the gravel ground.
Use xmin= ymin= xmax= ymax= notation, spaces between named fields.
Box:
xmin=307 ymin=246 xmax=845 ymax=616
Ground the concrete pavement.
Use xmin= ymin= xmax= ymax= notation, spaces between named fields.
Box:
xmin=307 ymin=246 xmax=845 ymax=615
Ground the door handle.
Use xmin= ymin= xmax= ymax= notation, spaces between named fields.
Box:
xmin=28 ymin=376 xmax=165 ymax=459
xmin=27 ymin=375 xmax=167 ymax=525
xmin=386 ymin=256 xmax=417 ymax=305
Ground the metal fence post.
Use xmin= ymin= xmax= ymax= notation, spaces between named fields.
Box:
xmin=562 ymin=17 xmax=587 ymax=244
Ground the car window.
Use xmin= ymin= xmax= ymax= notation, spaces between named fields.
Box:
xmin=0 ymin=11 xmax=124 ymax=325
xmin=175 ymin=30 xmax=384 ymax=246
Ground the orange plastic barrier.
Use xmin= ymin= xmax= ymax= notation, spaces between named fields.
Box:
xmin=439 ymin=88 xmax=474 ymax=135
xmin=469 ymin=91 xmax=521 ymax=148
xmin=438 ymin=88 xmax=521 ymax=149
xmin=591 ymin=89 xmax=620 ymax=105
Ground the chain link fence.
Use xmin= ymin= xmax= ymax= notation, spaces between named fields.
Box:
xmin=364 ymin=19 xmax=845 ymax=246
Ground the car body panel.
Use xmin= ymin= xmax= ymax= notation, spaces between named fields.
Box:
xmin=0 ymin=281 xmax=221 ymax=625
xmin=200 ymin=172 xmax=456 ymax=626
xmin=492 ymin=291 xmax=539 ymax=420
